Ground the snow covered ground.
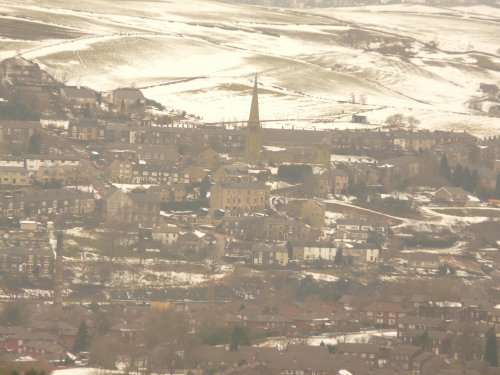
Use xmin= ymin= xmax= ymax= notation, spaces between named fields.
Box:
xmin=52 ymin=368 xmax=122 ymax=375
xmin=299 ymin=271 xmax=339 ymax=283
xmin=0 ymin=1 xmax=498 ymax=136
xmin=67 ymin=256 xmax=234 ymax=289
xmin=259 ymin=329 xmax=397 ymax=349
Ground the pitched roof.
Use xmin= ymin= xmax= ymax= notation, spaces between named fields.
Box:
xmin=14 ymin=188 xmax=93 ymax=203
xmin=437 ymin=186 xmax=468 ymax=198
xmin=337 ymin=343 xmax=380 ymax=354
xmin=113 ymin=88 xmax=144 ymax=101
xmin=128 ymin=192 xmax=160 ymax=203
xmin=399 ymin=316 xmax=443 ymax=327
xmin=262 ymin=129 xmax=330 ymax=145
xmin=0 ymin=121 xmax=41 ymax=129
xmin=0 ymin=166 xmax=28 ymax=173
xmin=219 ymin=182 xmax=269 ymax=190
xmin=413 ymin=351 xmax=434 ymax=362
xmin=364 ymin=302 xmax=404 ymax=313
xmin=0 ymin=246 xmax=52 ymax=256
xmin=61 ymin=86 xmax=96 ymax=99
xmin=382 ymin=155 xmax=419 ymax=166
xmin=391 ymin=344 xmax=422 ymax=356
xmin=26 ymin=154 xmax=80 ymax=161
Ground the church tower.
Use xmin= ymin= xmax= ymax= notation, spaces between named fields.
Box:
xmin=244 ymin=75 xmax=262 ymax=163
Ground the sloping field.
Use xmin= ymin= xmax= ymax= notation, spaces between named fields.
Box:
xmin=0 ymin=0 xmax=498 ymax=135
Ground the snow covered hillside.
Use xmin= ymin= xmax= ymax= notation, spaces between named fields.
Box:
xmin=0 ymin=0 xmax=499 ymax=135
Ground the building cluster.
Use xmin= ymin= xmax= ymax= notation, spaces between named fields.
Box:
xmin=0 ymin=57 xmax=499 ymax=373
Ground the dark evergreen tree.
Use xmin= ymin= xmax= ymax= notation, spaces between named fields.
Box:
xmin=229 ymin=325 xmax=251 ymax=351
xmin=27 ymin=133 xmax=42 ymax=154
xmin=484 ymin=331 xmax=498 ymax=366
xmin=414 ymin=331 xmax=429 ymax=349
xmin=439 ymin=155 xmax=451 ymax=180
xmin=335 ymin=247 xmax=343 ymax=266
xmin=73 ymin=321 xmax=91 ymax=353
xmin=471 ymin=169 xmax=479 ymax=192
xmin=462 ymin=167 xmax=472 ymax=192
xmin=452 ymin=164 xmax=463 ymax=187
xmin=496 ymin=173 xmax=500 ymax=199
xmin=199 ymin=175 xmax=211 ymax=199
xmin=82 ymin=103 xmax=92 ymax=118
xmin=286 ymin=241 xmax=293 ymax=259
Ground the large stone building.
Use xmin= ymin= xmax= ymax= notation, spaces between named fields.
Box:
xmin=0 ymin=121 xmax=40 ymax=149
xmin=101 ymin=189 xmax=160 ymax=228
xmin=0 ymin=247 xmax=53 ymax=276
xmin=209 ymin=181 xmax=270 ymax=213
xmin=0 ymin=189 xmax=95 ymax=218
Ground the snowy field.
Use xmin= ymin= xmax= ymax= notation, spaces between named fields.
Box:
xmin=259 ymin=329 xmax=397 ymax=349
xmin=0 ymin=0 xmax=498 ymax=136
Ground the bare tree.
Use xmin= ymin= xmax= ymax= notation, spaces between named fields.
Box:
xmin=386 ymin=113 xmax=405 ymax=127
xmin=407 ymin=116 xmax=420 ymax=128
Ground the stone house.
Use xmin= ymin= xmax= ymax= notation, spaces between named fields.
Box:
xmin=282 ymin=199 xmax=325 ymax=227
xmin=249 ymin=244 xmax=289 ymax=266
xmin=379 ymin=155 xmax=420 ymax=183
xmin=25 ymin=154 xmax=80 ymax=171
xmin=336 ymin=343 xmax=380 ymax=368
xmin=363 ymin=302 xmax=405 ymax=327
xmin=305 ymin=168 xmax=350 ymax=197
xmin=60 ymin=86 xmax=97 ymax=108
xmin=68 ymin=120 xmax=105 ymax=141
xmin=334 ymin=219 xmax=387 ymax=243
xmin=182 ymin=165 xmax=208 ymax=183
xmin=261 ymin=128 xmax=332 ymax=165
xmin=35 ymin=165 xmax=80 ymax=185
xmin=341 ymin=243 xmax=380 ymax=265
xmin=101 ymin=189 xmax=160 ymax=228
xmin=0 ymin=121 xmax=40 ymax=148
xmin=434 ymin=186 xmax=469 ymax=205
xmin=148 ymin=183 xmax=187 ymax=202
xmin=0 ymin=246 xmax=53 ymax=276
xmin=0 ymin=188 xmax=95 ymax=218
xmin=109 ymin=88 xmax=145 ymax=113
xmin=390 ymin=345 xmax=425 ymax=371
xmin=107 ymin=159 xmax=133 ymax=182
xmin=210 ymin=181 xmax=270 ymax=213
xmin=407 ymin=253 xmax=441 ymax=271
xmin=0 ymin=166 xmax=30 ymax=186
xmin=393 ymin=131 xmax=436 ymax=152
xmin=291 ymin=242 xmax=337 ymax=262
xmin=132 ymin=164 xmax=190 ymax=184
xmin=213 ymin=165 xmax=254 ymax=183
xmin=445 ymin=321 xmax=494 ymax=361
xmin=151 ymin=225 xmax=180 ymax=246
xmin=177 ymin=231 xmax=207 ymax=255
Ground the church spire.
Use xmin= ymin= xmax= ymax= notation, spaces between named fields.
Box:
xmin=248 ymin=74 xmax=260 ymax=127
xmin=244 ymin=74 xmax=262 ymax=163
